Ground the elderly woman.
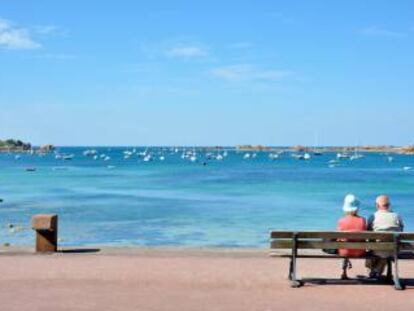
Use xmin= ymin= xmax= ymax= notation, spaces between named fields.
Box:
xmin=337 ymin=194 xmax=367 ymax=257
xmin=337 ymin=194 xmax=367 ymax=279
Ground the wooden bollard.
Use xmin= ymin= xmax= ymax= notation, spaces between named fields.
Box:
xmin=31 ymin=214 xmax=58 ymax=252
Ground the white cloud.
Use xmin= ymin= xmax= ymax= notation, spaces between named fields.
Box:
xmin=210 ymin=64 xmax=292 ymax=82
xmin=0 ymin=18 xmax=41 ymax=49
xmin=165 ymin=45 xmax=208 ymax=58
xmin=359 ymin=26 xmax=406 ymax=38
xmin=34 ymin=25 xmax=69 ymax=36
xmin=0 ymin=19 xmax=9 ymax=30
xmin=34 ymin=25 xmax=59 ymax=35
xmin=136 ymin=40 xmax=211 ymax=60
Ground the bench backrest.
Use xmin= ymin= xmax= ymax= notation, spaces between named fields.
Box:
xmin=270 ymin=231 xmax=414 ymax=251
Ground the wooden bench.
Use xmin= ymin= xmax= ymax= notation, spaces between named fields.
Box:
xmin=270 ymin=231 xmax=414 ymax=290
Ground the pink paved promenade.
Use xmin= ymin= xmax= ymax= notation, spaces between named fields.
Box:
xmin=1 ymin=247 xmax=413 ymax=311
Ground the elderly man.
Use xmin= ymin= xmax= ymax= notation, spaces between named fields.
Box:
xmin=366 ymin=195 xmax=404 ymax=278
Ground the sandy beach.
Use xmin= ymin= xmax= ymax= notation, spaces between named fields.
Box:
xmin=0 ymin=247 xmax=413 ymax=311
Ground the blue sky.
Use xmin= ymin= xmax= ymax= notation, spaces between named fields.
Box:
xmin=1 ymin=0 xmax=413 ymax=146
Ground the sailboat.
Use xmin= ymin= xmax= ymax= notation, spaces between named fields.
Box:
xmin=350 ymin=145 xmax=364 ymax=161
xmin=313 ymin=132 xmax=323 ymax=156
xmin=336 ymin=152 xmax=351 ymax=160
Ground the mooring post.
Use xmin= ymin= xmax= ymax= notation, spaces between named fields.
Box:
xmin=31 ymin=214 xmax=58 ymax=253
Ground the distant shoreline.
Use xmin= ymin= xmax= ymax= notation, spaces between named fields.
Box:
xmin=1 ymin=137 xmax=414 ymax=154
xmin=234 ymin=144 xmax=414 ymax=154
xmin=1 ymin=144 xmax=414 ymax=154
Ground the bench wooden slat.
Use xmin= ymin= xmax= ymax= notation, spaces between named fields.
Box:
xmin=270 ymin=240 xmax=414 ymax=251
xmin=270 ymin=231 xmax=405 ymax=241
xmin=400 ymin=233 xmax=414 ymax=240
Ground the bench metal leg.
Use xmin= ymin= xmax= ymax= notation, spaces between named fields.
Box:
xmin=288 ymin=257 xmax=293 ymax=281
xmin=393 ymin=234 xmax=405 ymax=290
xmin=290 ymin=256 xmax=302 ymax=288
xmin=289 ymin=233 xmax=303 ymax=288
xmin=341 ymin=258 xmax=351 ymax=280
xmin=386 ymin=259 xmax=393 ymax=283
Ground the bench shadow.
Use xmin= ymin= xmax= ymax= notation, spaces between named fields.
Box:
xmin=301 ymin=277 xmax=414 ymax=288
xmin=401 ymin=279 xmax=414 ymax=287
xmin=58 ymin=248 xmax=101 ymax=254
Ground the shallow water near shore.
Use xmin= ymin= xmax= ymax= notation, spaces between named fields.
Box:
xmin=0 ymin=147 xmax=414 ymax=247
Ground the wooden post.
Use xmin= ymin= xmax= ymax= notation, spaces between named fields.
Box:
xmin=31 ymin=214 xmax=58 ymax=252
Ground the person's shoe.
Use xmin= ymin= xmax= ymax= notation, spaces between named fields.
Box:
xmin=341 ymin=273 xmax=349 ymax=280
xmin=369 ymin=271 xmax=381 ymax=279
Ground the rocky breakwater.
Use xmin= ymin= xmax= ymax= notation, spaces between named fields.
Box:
xmin=0 ymin=139 xmax=31 ymax=152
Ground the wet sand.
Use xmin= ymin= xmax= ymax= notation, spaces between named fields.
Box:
xmin=1 ymin=247 xmax=414 ymax=311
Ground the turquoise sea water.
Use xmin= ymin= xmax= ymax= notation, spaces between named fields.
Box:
xmin=0 ymin=147 xmax=413 ymax=247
